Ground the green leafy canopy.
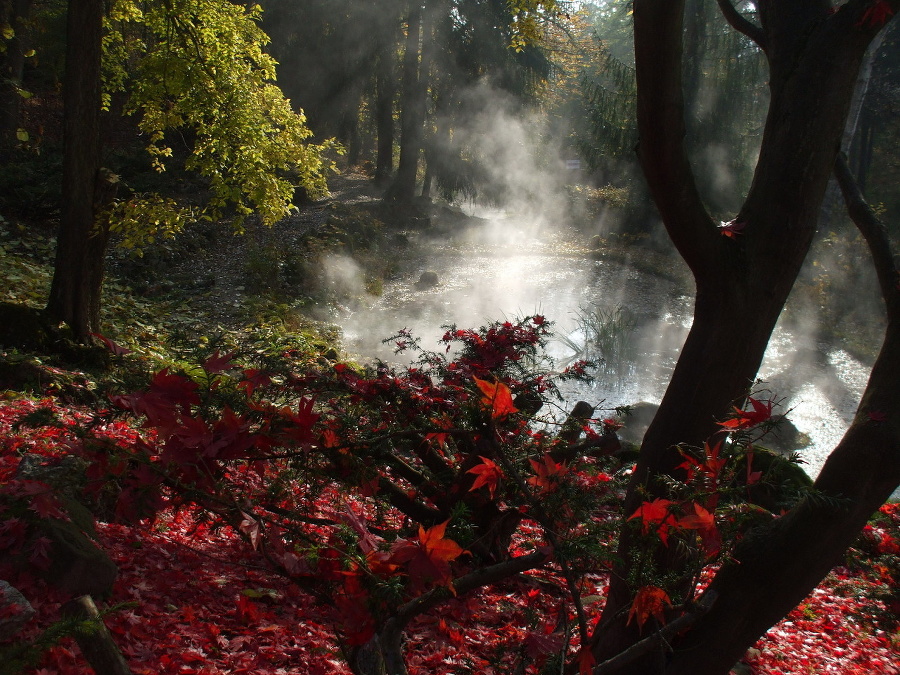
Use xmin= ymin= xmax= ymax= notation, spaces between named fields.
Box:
xmin=103 ymin=0 xmax=339 ymax=251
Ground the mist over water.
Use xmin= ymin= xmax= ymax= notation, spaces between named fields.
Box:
xmin=337 ymin=215 xmax=875 ymax=486
xmin=331 ymin=63 xmax=876 ymax=487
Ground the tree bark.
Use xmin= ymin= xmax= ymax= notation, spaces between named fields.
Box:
xmin=385 ymin=0 xmax=426 ymax=206
xmin=62 ymin=595 xmax=134 ymax=675
xmin=374 ymin=53 xmax=396 ymax=186
xmin=588 ymin=2 xmax=900 ymax=673
xmin=46 ymin=0 xmax=109 ymax=341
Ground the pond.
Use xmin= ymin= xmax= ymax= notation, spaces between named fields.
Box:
xmin=336 ymin=217 xmax=874 ymax=484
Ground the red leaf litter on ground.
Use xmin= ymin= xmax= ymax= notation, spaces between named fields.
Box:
xmin=28 ymin=516 xmax=351 ymax=675
xmin=16 ymin=515 xmax=899 ymax=675
xmin=3 ymin=399 xmax=899 ymax=674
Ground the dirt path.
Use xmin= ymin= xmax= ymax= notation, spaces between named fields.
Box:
xmin=127 ymin=171 xmax=385 ymax=330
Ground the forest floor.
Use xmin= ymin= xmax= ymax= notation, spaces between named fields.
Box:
xmin=106 ymin=169 xmax=391 ymax=332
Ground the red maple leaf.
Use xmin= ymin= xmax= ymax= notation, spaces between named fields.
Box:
xmin=90 ymin=332 xmax=132 ymax=356
xmin=744 ymin=450 xmax=763 ymax=485
xmin=235 ymin=593 xmax=263 ymax=624
xmin=238 ymin=368 xmax=272 ymax=396
xmin=29 ymin=535 xmax=54 ymax=570
xmin=341 ymin=504 xmax=382 ymax=554
xmin=677 ymin=502 xmax=722 ymax=558
xmin=677 ymin=440 xmax=726 ymax=494
xmin=149 ymin=368 xmax=201 ymax=407
xmin=239 ymin=511 xmax=262 ymax=550
xmin=472 ymin=376 xmax=519 ymax=419
xmin=278 ymin=397 xmax=321 ymax=449
xmin=202 ymin=349 xmax=237 ymax=374
xmin=627 ymin=585 xmax=672 ymax=632
xmin=628 ymin=498 xmax=678 ymax=545
xmin=334 ymin=570 xmax=375 ymax=645
xmin=718 ymin=218 xmax=746 ymax=238
xmin=390 ymin=520 xmax=467 ymax=592
xmin=29 ymin=491 xmax=66 ymax=520
xmin=468 ymin=456 xmax=504 ymax=499
xmin=858 ymin=0 xmax=894 ymax=27
xmin=111 ymin=368 xmax=200 ymax=431
xmin=527 ymin=454 xmax=568 ymax=495
xmin=718 ymin=396 xmax=773 ymax=430
xmin=575 ymin=647 xmax=596 ymax=675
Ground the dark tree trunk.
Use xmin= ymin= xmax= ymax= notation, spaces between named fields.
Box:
xmin=385 ymin=0 xmax=426 ymax=206
xmin=374 ymin=45 xmax=396 ymax=186
xmin=587 ymin=2 xmax=900 ymax=673
xmin=46 ymin=0 xmax=109 ymax=341
xmin=853 ymin=112 xmax=875 ymax=193
xmin=342 ymin=109 xmax=362 ymax=168
xmin=0 ymin=0 xmax=32 ymax=147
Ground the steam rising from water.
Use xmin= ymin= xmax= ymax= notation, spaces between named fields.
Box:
xmin=336 ymin=79 xmax=876 ymax=487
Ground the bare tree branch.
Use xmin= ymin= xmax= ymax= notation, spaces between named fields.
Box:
xmin=834 ymin=152 xmax=900 ymax=319
xmin=592 ymin=591 xmax=719 ymax=675
xmin=393 ymin=549 xmax=553 ymax=629
xmin=716 ymin=0 xmax=768 ymax=51
xmin=633 ymin=0 xmax=719 ymax=280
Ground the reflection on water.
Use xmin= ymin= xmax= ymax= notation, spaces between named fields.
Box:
xmin=338 ymin=232 xmax=873 ymax=484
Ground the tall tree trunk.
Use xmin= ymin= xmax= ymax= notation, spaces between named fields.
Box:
xmin=0 ymin=0 xmax=32 ymax=147
xmin=385 ymin=0 xmax=426 ymax=206
xmin=374 ymin=54 xmax=396 ymax=186
xmin=46 ymin=0 xmax=108 ymax=341
xmin=587 ymin=3 xmax=900 ymax=673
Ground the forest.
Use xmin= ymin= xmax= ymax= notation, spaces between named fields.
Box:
xmin=1 ymin=1 xmax=899 ymax=674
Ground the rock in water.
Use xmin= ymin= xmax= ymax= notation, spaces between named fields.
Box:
xmin=414 ymin=271 xmax=439 ymax=290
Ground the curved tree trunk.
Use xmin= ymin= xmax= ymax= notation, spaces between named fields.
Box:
xmin=46 ymin=0 xmax=109 ymax=341
xmin=588 ymin=2 xmax=900 ymax=673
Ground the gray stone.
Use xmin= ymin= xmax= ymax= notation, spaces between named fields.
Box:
xmin=16 ymin=453 xmax=89 ymax=502
xmin=0 ymin=580 xmax=36 ymax=641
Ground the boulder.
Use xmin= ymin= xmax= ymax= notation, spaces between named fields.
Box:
xmin=762 ymin=415 xmax=811 ymax=455
xmin=616 ymin=403 xmax=811 ymax=456
xmin=0 ymin=580 xmax=35 ymax=641
xmin=414 ymin=271 xmax=439 ymax=290
xmin=17 ymin=453 xmax=89 ymax=503
xmin=35 ymin=519 xmax=117 ymax=597
xmin=617 ymin=401 xmax=659 ymax=445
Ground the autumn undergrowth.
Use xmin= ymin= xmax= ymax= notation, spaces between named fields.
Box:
xmin=1 ymin=209 xmax=899 ymax=675
xmin=1 ymin=308 xmax=898 ymax=674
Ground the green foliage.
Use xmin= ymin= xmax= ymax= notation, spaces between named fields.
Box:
xmin=106 ymin=194 xmax=196 ymax=255
xmin=102 ymin=0 xmax=339 ymax=243
xmin=557 ymin=304 xmax=637 ymax=386
xmin=507 ymin=0 xmax=559 ymax=52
